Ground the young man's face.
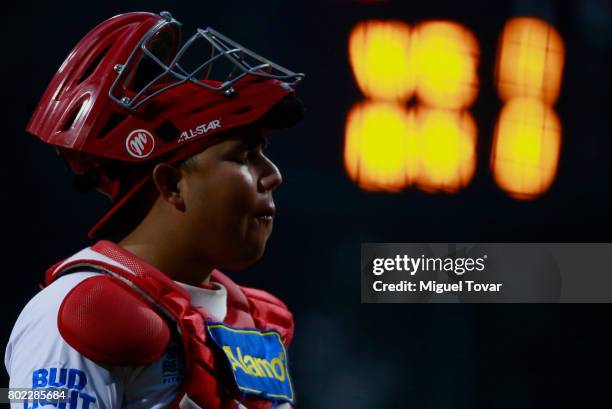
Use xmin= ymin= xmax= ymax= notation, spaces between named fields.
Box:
xmin=178 ymin=128 xmax=282 ymax=270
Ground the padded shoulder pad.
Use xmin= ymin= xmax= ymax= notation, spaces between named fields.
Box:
xmin=241 ymin=287 xmax=294 ymax=346
xmin=58 ymin=275 xmax=171 ymax=366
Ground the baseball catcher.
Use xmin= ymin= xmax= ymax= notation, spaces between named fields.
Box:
xmin=5 ymin=10 xmax=304 ymax=409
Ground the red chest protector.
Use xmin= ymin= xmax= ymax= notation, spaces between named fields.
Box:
xmin=45 ymin=241 xmax=295 ymax=409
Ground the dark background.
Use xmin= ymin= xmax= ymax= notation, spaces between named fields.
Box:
xmin=3 ymin=0 xmax=612 ymax=408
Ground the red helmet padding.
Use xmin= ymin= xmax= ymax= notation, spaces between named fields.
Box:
xmin=58 ymin=275 xmax=172 ymax=366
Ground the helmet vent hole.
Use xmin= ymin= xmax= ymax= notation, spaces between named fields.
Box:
xmin=77 ymin=45 xmax=111 ymax=85
xmin=61 ymin=104 xmax=83 ymax=132
xmin=155 ymin=120 xmax=179 ymax=142
xmin=97 ymin=112 xmax=126 ymax=139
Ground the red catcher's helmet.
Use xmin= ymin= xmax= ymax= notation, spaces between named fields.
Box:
xmin=26 ymin=11 xmax=304 ymax=238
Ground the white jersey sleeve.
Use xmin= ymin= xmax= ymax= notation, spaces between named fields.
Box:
xmin=4 ymin=272 xmax=180 ymax=409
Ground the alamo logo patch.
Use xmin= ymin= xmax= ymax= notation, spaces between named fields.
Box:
xmin=206 ymin=322 xmax=294 ymax=404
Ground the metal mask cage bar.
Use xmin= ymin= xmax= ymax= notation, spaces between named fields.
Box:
xmin=108 ymin=12 xmax=305 ymax=112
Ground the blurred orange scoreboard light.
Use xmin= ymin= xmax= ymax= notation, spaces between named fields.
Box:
xmin=345 ymin=18 xmax=564 ymax=200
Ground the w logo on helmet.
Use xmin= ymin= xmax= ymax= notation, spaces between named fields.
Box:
xmin=126 ymin=129 xmax=155 ymax=158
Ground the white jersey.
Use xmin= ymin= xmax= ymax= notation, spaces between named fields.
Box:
xmin=5 ymin=268 xmax=229 ymax=409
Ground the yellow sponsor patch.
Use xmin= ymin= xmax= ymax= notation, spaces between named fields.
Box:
xmin=206 ymin=322 xmax=294 ymax=404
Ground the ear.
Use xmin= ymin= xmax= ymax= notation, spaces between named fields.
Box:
xmin=151 ymin=163 xmax=186 ymax=212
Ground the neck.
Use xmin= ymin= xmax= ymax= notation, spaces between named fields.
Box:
xmin=117 ymin=224 xmax=214 ymax=286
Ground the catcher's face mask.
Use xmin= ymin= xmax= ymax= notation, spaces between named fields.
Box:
xmin=109 ymin=11 xmax=304 ymax=112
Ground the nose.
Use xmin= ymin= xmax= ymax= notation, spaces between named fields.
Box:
xmin=258 ymin=156 xmax=283 ymax=192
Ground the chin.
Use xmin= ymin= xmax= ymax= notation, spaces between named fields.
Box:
xmin=221 ymin=241 xmax=267 ymax=271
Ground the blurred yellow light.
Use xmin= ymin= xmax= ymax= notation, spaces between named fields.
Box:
xmin=412 ymin=22 xmax=479 ymax=109
xmin=349 ymin=20 xmax=416 ymax=101
xmin=344 ymin=101 xmax=419 ymax=191
xmin=491 ymin=98 xmax=561 ymax=200
xmin=417 ymin=109 xmax=477 ymax=192
xmin=496 ymin=18 xmax=565 ymax=103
